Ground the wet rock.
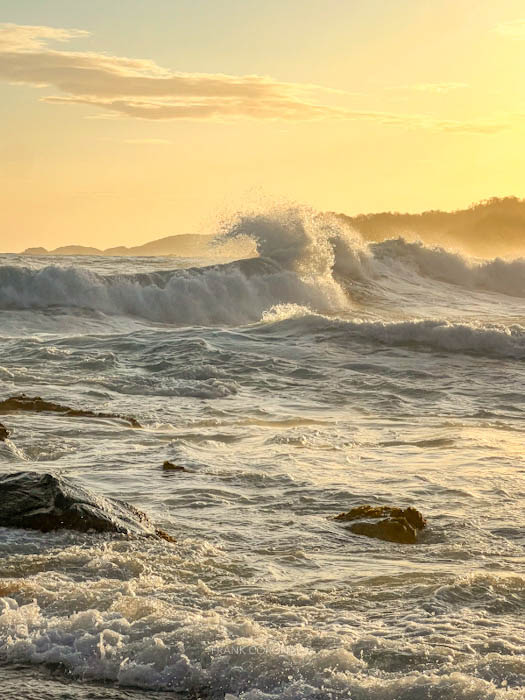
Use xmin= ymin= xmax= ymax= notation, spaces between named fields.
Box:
xmin=0 ymin=394 xmax=142 ymax=428
xmin=0 ymin=471 xmax=174 ymax=542
xmin=0 ymin=422 xmax=9 ymax=441
xmin=162 ymin=461 xmax=187 ymax=472
xmin=335 ymin=505 xmax=426 ymax=529
xmin=335 ymin=505 xmax=426 ymax=544
xmin=348 ymin=517 xmax=419 ymax=544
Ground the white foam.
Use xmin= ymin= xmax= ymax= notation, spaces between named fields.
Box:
xmin=342 ymin=317 xmax=525 ymax=358
xmin=1 ymin=568 xmax=524 ymax=699
xmin=373 ymin=237 xmax=525 ymax=298
xmin=0 ymin=260 xmax=346 ymax=326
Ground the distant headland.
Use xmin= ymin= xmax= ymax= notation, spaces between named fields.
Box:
xmin=22 ymin=233 xmax=215 ymax=257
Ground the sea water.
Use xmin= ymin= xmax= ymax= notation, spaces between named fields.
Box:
xmin=1 ymin=208 xmax=525 ymax=699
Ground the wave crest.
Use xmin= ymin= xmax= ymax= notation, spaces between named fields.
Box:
xmin=0 ymin=258 xmax=344 ymax=326
xmin=373 ymin=238 xmax=525 ymax=298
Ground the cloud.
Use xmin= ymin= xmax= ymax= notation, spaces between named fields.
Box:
xmin=0 ymin=23 xmax=511 ymax=133
xmin=0 ymin=23 xmax=88 ymax=51
xmin=390 ymin=82 xmax=468 ymax=94
xmin=495 ymin=19 xmax=525 ymax=39
xmin=40 ymin=94 xmax=508 ymax=133
xmin=41 ymin=94 xmax=347 ymax=121
xmin=342 ymin=111 xmax=507 ymax=134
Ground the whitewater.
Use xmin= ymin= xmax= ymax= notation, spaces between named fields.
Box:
xmin=1 ymin=208 xmax=525 ymax=699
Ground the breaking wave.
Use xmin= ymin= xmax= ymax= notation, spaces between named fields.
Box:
xmin=0 ymin=258 xmax=346 ymax=326
xmin=2 ymin=206 xmax=525 ymax=327
xmin=371 ymin=237 xmax=525 ymax=297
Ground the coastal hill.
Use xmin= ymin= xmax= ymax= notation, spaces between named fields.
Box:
xmin=22 ymin=234 xmax=215 ymax=257
xmin=332 ymin=196 xmax=525 ymax=257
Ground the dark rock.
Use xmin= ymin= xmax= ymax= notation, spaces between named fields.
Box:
xmin=0 ymin=471 xmax=174 ymax=542
xmin=162 ymin=461 xmax=187 ymax=472
xmin=157 ymin=529 xmax=177 ymax=543
xmin=335 ymin=505 xmax=426 ymax=544
xmin=0 ymin=422 xmax=9 ymax=441
xmin=0 ymin=394 xmax=142 ymax=428
xmin=335 ymin=505 xmax=426 ymax=529
xmin=348 ymin=517 xmax=417 ymax=544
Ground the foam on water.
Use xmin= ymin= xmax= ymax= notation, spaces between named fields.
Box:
xmin=257 ymin=312 xmax=525 ymax=358
xmin=373 ymin=237 xmax=525 ymax=297
xmin=0 ymin=261 xmax=344 ymax=326
xmin=1 ymin=532 xmax=525 ymax=699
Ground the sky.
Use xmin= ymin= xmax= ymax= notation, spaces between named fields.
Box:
xmin=1 ymin=0 xmax=524 ymax=252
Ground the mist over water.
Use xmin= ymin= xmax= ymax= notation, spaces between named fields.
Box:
xmin=1 ymin=207 xmax=525 ymax=699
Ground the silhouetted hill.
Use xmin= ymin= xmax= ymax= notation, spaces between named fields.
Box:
xmin=52 ymin=245 xmax=104 ymax=256
xmin=22 ymin=234 xmax=215 ymax=257
xmin=105 ymin=234 xmax=216 ymax=256
xmin=331 ymin=197 xmax=525 ymax=257
xmin=23 ymin=247 xmax=48 ymax=255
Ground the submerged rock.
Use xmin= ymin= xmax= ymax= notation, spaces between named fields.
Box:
xmin=0 ymin=471 xmax=174 ymax=542
xmin=162 ymin=460 xmax=187 ymax=472
xmin=0 ymin=422 xmax=9 ymax=441
xmin=0 ymin=394 xmax=142 ymax=428
xmin=335 ymin=505 xmax=426 ymax=544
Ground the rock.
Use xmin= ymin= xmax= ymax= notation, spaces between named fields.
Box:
xmin=335 ymin=505 xmax=426 ymax=544
xmin=0 ymin=422 xmax=9 ymax=441
xmin=348 ymin=518 xmax=419 ymax=544
xmin=0 ymin=394 xmax=142 ymax=428
xmin=0 ymin=471 xmax=174 ymax=542
xmin=335 ymin=505 xmax=426 ymax=529
xmin=162 ymin=461 xmax=187 ymax=472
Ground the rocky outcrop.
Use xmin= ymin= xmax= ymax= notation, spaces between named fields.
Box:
xmin=335 ymin=505 xmax=426 ymax=544
xmin=0 ymin=471 xmax=174 ymax=542
xmin=162 ymin=461 xmax=187 ymax=472
xmin=0 ymin=395 xmax=142 ymax=428
xmin=0 ymin=422 xmax=9 ymax=441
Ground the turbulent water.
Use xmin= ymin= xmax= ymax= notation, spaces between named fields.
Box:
xmin=1 ymin=208 xmax=525 ymax=699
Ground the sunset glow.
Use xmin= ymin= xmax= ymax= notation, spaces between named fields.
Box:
xmin=1 ymin=0 xmax=524 ymax=252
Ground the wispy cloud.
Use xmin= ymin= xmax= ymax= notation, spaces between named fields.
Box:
xmin=0 ymin=23 xmax=510 ymax=134
xmin=0 ymin=23 xmax=88 ymax=51
xmin=495 ymin=18 xmax=525 ymax=39
xmin=339 ymin=111 xmax=508 ymax=134
xmin=390 ymin=82 xmax=468 ymax=94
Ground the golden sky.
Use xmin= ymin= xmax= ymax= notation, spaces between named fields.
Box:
xmin=1 ymin=0 xmax=524 ymax=252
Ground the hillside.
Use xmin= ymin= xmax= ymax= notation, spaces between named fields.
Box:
xmin=332 ymin=197 xmax=525 ymax=257
xmin=22 ymin=234 xmax=215 ymax=257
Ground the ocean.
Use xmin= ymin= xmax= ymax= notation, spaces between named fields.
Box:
xmin=1 ymin=208 xmax=525 ymax=699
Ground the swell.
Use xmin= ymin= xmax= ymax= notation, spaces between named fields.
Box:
xmin=256 ymin=312 xmax=525 ymax=359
